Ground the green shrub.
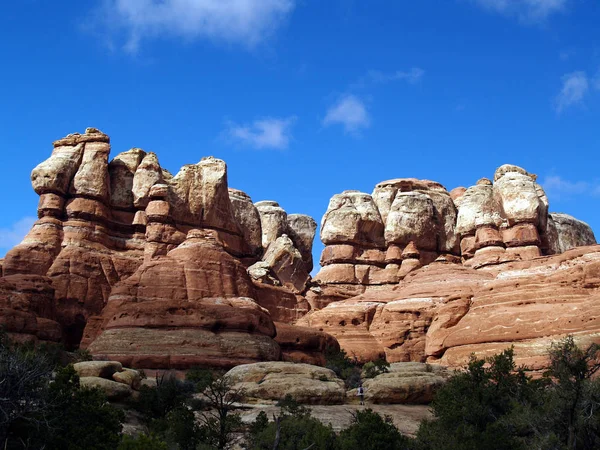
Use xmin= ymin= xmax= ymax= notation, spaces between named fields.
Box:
xmin=363 ymin=358 xmax=390 ymax=379
xmin=338 ymin=409 xmax=413 ymax=450
xmin=248 ymin=407 xmax=336 ymax=450
xmin=118 ymin=434 xmax=168 ymax=450
xmin=325 ymin=346 xmax=363 ymax=389
xmin=133 ymin=372 xmax=194 ymax=422
xmin=43 ymin=365 xmax=125 ymax=450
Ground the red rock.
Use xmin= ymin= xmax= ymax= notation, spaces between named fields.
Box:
xmin=274 ymin=322 xmax=340 ymax=366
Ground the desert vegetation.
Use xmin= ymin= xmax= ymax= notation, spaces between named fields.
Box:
xmin=1 ymin=331 xmax=600 ymax=449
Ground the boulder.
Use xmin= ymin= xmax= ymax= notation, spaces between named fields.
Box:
xmin=73 ymin=361 xmax=123 ymax=378
xmin=321 ymin=191 xmax=384 ymax=247
xmin=260 ymin=235 xmax=310 ymax=293
xmin=112 ymin=368 xmax=142 ymax=390
xmin=255 ymin=201 xmax=288 ymax=251
xmin=361 ymin=362 xmax=449 ymax=404
xmin=226 ymin=362 xmax=346 ymax=404
xmin=80 ymin=376 xmax=133 ymax=401
xmin=547 ymin=213 xmax=596 ymax=254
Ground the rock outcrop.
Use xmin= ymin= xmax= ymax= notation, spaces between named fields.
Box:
xmin=358 ymin=362 xmax=449 ymax=404
xmin=305 ymin=164 xmax=597 ymax=368
xmin=0 ymin=129 xmax=320 ymax=370
xmin=1 ymin=129 xmax=598 ymax=373
xmin=74 ymin=360 xmax=143 ymax=401
xmin=225 ymin=362 xmax=346 ymax=404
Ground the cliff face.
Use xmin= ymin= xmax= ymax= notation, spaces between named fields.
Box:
xmin=302 ymin=165 xmax=598 ymax=368
xmin=1 ymin=129 xmax=598 ymax=370
xmin=0 ymin=129 xmax=321 ymax=368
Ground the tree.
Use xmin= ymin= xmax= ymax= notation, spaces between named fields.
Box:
xmin=337 ymin=409 xmax=413 ymax=450
xmin=545 ymin=336 xmax=600 ymax=450
xmin=196 ymin=375 xmax=244 ymax=450
xmin=416 ymin=347 xmax=537 ymax=450
xmin=0 ymin=335 xmax=53 ymax=448
xmin=118 ymin=434 xmax=168 ymax=450
xmin=248 ymin=395 xmax=337 ymax=450
xmin=42 ymin=365 xmax=125 ymax=450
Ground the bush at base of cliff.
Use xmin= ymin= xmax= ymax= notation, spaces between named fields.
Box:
xmin=324 ymin=346 xmax=363 ymax=389
xmin=337 ymin=409 xmax=414 ymax=450
xmin=248 ymin=396 xmax=337 ymax=450
xmin=118 ymin=434 xmax=168 ymax=450
xmin=416 ymin=337 xmax=600 ymax=450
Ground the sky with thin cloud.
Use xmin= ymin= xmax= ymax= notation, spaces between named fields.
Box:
xmin=0 ymin=0 xmax=599 ymax=263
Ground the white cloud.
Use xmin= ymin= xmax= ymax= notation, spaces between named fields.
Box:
xmin=367 ymin=68 xmax=425 ymax=84
xmin=97 ymin=0 xmax=296 ymax=53
xmin=226 ymin=116 xmax=296 ymax=149
xmin=323 ymin=95 xmax=370 ymax=134
xmin=0 ymin=217 xmax=36 ymax=254
xmin=473 ymin=0 xmax=568 ymax=22
xmin=555 ymin=71 xmax=589 ymax=113
xmin=541 ymin=175 xmax=600 ymax=200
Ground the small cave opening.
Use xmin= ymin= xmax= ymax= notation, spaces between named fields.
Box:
xmin=63 ymin=314 xmax=87 ymax=351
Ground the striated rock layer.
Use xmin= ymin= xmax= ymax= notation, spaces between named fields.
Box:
xmin=2 ymin=129 xmax=598 ymax=372
xmin=304 ymin=163 xmax=598 ymax=368
xmin=0 ymin=128 xmax=326 ymax=370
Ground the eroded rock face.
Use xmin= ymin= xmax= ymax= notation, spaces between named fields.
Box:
xmin=1 ymin=129 xmax=319 ymax=363
xmin=226 ymin=362 xmax=346 ymax=404
xmin=311 ymin=164 xmax=595 ymax=311
xmin=547 ymin=213 xmax=596 ymax=254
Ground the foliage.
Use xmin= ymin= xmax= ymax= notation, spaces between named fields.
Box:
xmin=0 ymin=335 xmax=54 ymax=447
xmin=416 ymin=347 xmax=538 ymax=450
xmin=337 ymin=409 xmax=413 ymax=450
xmin=416 ymin=337 xmax=600 ymax=450
xmin=324 ymin=346 xmax=363 ymax=389
xmin=543 ymin=336 xmax=600 ymax=450
xmin=133 ymin=372 xmax=195 ymax=423
xmin=118 ymin=433 xmax=168 ymax=450
xmin=248 ymin=395 xmax=337 ymax=450
xmin=196 ymin=375 xmax=245 ymax=449
xmin=42 ymin=365 xmax=125 ymax=450
xmin=72 ymin=348 xmax=93 ymax=363
xmin=363 ymin=358 xmax=390 ymax=379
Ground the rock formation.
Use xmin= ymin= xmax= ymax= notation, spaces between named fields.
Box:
xmin=304 ymin=164 xmax=598 ymax=368
xmin=0 ymin=129 xmax=324 ymax=370
xmin=1 ymin=128 xmax=598 ymax=372
xmin=225 ymin=362 xmax=346 ymax=404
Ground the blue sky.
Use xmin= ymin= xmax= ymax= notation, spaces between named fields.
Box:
xmin=1 ymin=0 xmax=599 ymax=268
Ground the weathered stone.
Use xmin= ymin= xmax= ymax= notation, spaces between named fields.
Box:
xmin=321 ymin=191 xmax=384 ymax=247
xmin=80 ymin=376 xmax=133 ymax=400
xmin=31 ymin=144 xmax=84 ymax=195
xmin=275 ymin=322 xmax=340 ymax=366
xmin=132 ymin=152 xmax=163 ymax=209
xmin=260 ymin=235 xmax=310 ymax=293
xmin=287 ymin=214 xmax=317 ymax=271
xmin=229 ymin=189 xmax=262 ymax=255
xmin=455 ymin=184 xmax=503 ymax=236
xmin=74 ymin=361 xmax=123 ymax=378
xmin=547 ymin=213 xmax=597 ymax=254
xmin=255 ymin=201 xmax=288 ymax=251
xmin=112 ymin=368 xmax=142 ymax=390
xmin=70 ymin=141 xmax=111 ymax=202
xmin=226 ymin=362 xmax=346 ymax=404
xmin=361 ymin=362 xmax=449 ymax=404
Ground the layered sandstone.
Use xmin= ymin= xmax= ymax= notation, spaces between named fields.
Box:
xmin=2 ymin=130 xmax=599 ymax=373
xmin=305 ymin=164 xmax=597 ymax=368
xmin=0 ymin=129 xmax=320 ymax=370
